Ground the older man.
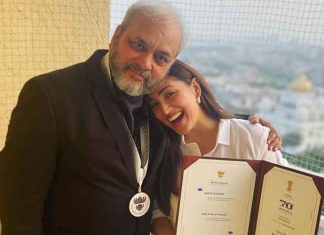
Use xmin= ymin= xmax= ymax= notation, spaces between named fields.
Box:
xmin=0 ymin=1 xmax=183 ymax=234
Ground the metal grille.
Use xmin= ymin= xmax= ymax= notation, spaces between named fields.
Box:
xmin=109 ymin=0 xmax=324 ymax=218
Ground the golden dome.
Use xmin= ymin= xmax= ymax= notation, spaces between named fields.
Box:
xmin=288 ymin=74 xmax=313 ymax=93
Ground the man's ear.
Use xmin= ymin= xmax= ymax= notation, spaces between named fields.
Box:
xmin=191 ymin=78 xmax=201 ymax=99
xmin=109 ymin=25 xmax=122 ymax=49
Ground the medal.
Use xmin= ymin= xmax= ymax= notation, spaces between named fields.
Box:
xmin=129 ymin=166 xmax=150 ymax=217
xmin=125 ymin=112 xmax=150 ymax=217
xmin=129 ymin=191 xmax=150 ymax=217
xmin=108 ymin=100 xmax=152 ymax=218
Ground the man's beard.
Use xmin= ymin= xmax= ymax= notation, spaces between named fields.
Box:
xmin=109 ymin=50 xmax=161 ymax=97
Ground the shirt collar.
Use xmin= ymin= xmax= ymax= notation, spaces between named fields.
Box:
xmin=217 ymin=119 xmax=231 ymax=146
xmin=181 ymin=119 xmax=231 ymax=156
xmin=182 ymin=119 xmax=231 ymax=145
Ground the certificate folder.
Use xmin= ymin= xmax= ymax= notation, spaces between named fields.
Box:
xmin=176 ymin=156 xmax=324 ymax=235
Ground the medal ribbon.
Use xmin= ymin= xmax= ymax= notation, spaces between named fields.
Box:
xmin=133 ymin=116 xmax=149 ymax=192
xmin=104 ymin=52 xmax=150 ymax=193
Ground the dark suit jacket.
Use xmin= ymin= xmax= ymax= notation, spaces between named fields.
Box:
xmin=0 ymin=50 xmax=166 ymax=235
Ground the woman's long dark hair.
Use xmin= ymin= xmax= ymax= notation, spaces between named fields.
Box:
xmin=170 ymin=60 xmax=233 ymax=120
xmin=149 ymin=59 xmax=233 ymax=215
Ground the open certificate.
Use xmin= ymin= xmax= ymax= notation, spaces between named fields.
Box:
xmin=176 ymin=156 xmax=324 ymax=235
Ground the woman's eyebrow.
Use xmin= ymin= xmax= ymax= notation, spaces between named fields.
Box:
xmin=158 ymin=85 xmax=172 ymax=95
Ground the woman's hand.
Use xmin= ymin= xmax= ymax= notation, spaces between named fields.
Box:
xmin=151 ymin=217 xmax=176 ymax=235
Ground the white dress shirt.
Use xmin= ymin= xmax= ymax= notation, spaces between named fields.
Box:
xmin=182 ymin=118 xmax=287 ymax=164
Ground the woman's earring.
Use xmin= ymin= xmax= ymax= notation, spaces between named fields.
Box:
xmin=197 ymin=97 xmax=201 ymax=104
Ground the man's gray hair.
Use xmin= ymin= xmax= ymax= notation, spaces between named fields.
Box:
xmin=121 ymin=0 xmax=185 ymax=52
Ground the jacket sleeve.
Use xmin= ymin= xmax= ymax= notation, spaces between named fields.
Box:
xmin=0 ymin=78 xmax=57 ymax=235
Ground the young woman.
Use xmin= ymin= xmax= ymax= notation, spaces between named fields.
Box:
xmin=148 ymin=59 xmax=288 ymax=235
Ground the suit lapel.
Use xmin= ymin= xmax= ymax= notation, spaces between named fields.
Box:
xmin=144 ymin=125 xmax=167 ymax=185
xmin=86 ymin=50 xmax=137 ymax=183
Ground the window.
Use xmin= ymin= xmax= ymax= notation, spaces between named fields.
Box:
xmin=110 ymin=0 xmax=324 ymax=222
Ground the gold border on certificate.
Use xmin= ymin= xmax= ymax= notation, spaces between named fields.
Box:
xmin=255 ymin=166 xmax=321 ymax=235
xmin=176 ymin=159 xmax=256 ymax=235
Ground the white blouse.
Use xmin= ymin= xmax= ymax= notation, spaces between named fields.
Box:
xmin=153 ymin=118 xmax=288 ymax=226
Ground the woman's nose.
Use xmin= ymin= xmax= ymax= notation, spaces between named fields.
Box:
xmin=159 ymin=102 xmax=170 ymax=115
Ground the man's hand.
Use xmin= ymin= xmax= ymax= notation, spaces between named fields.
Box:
xmin=248 ymin=115 xmax=282 ymax=151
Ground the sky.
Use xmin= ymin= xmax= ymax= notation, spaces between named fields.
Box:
xmin=109 ymin=0 xmax=324 ymax=47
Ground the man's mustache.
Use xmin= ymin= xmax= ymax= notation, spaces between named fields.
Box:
xmin=125 ymin=63 xmax=151 ymax=81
